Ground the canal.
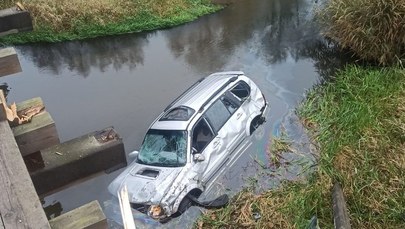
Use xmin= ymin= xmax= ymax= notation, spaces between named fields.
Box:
xmin=1 ymin=0 xmax=348 ymax=227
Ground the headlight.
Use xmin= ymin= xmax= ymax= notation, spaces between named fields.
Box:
xmin=147 ymin=205 xmax=166 ymax=219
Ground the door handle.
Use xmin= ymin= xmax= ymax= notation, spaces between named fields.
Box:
xmin=213 ymin=141 xmax=220 ymax=148
xmin=236 ymin=113 xmax=243 ymax=120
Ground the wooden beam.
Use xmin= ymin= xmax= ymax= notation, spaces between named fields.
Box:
xmin=29 ymin=127 xmax=126 ymax=197
xmin=332 ymin=183 xmax=351 ymax=229
xmin=12 ymin=97 xmax=60 ymax=156
xmin=0 ymin=90 xmax=6 ymax=121
xmin=0 ymin=111 xmax=50 ymax=228
xmin=0 ymin=7 xmax=33 ymax=36
xmin=118 ymin=185 xmax=136 ymax=229
xmin=0 ymin=48 xmax=21 ymax=77
xmin=49 ymin=200 xmax=107 ymax=229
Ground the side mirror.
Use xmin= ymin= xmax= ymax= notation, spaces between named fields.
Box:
xmin=128 ymin=150 xmax=139 ymax=163
xmin=193 ymin=153 xmax=205 ymax=162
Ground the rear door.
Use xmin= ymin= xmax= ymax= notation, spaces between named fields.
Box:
xmin=200 ymin=92 xmax=246 ymax=184
xmin=191 ymin=81 xmax=253 ymax=185
xmin=193 ymin=99 xmax=231 ymax=185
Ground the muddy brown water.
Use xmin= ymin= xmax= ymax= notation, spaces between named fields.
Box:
xmin=2 ymin=0 xmax=349 ymax=227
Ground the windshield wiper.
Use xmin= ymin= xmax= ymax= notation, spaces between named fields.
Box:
xmin=137 ymin=158 xmax=147 ymax=165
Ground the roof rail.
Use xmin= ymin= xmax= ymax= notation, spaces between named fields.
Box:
xmin=209 ymin=71 xmax=244 ymax=76
xmin=164 ymin=77 xmax=205 ymax=112
xmin=198 ymin=75 xmax=239 ymax=113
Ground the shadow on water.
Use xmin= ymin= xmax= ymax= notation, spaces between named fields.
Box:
xmin=1 ymin=0 xmax=353 ymax=228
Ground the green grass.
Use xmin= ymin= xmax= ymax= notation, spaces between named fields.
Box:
xmin=298 ymin=65 xmax=405 ymax=228
xmin=0 ymin=0 xmax=221 ymax=44
xmin=197 ymin=65 xmax=405 ymax=228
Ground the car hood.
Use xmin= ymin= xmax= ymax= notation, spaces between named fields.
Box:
xmin=108 ymin=162 xmax=184 ymax=204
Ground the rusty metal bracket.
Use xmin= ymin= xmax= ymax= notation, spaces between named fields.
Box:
xmin=95 ymin=127 xmax=119 ymax=143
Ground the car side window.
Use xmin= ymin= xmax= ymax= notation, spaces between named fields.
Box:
xmin=230 ymin=81 xmax=250 ymax=101
xmin=192 ymin=118 xmax=214 ymax=153
xmin=204 ymin=99 xmax=231 ymax=133
xmin=221 ymin=92 xmax=241 ymax=114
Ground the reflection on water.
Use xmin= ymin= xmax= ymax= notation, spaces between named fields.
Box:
xmin=165 ymin=0 xmax=318 ymax=72
xmin=18 ymin=33 xmax=149 ymax=77
xmin=1 ymin=0 xmax=351 ymax=228
xmin=16 ymin=0 xmax=347 ymax=79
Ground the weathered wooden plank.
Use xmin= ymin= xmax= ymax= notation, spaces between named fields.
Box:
xmin=49 ymin=200 xmax=107 ymax=229
xmin=0 ymin=48 xmax=21 ymax=77
xmin=12 ymin=98 xmax=60 ymax=156
xmin=332 ymin=183 xmax=351 ymax=229
xmin=0 ymin=90 xmax=6 ymax=121
xmin=118 ymin=186 xmax=136 ymax=229
xmin=0 ymin=7 xmax=33 ymax=36
xmin=0 ymin=116 xmax=50 ymax=228
xmin=30 ymin=127 xmax=126 ymax=196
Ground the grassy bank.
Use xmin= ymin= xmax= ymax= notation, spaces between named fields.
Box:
xmin=0 ymin=0 xmax=221 ymax=44
xmin=197 ymin=65 xmax=405 ymax=228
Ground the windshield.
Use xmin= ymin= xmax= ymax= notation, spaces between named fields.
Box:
xmin=137 ymin=129 xmax=187 ymax=167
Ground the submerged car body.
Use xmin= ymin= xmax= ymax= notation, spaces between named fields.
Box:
xmin=108 ymin=71 xmax=268 ymax=220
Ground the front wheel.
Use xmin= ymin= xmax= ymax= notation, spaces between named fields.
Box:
xmin=171 ymin=196 xmax=193 ymax=218
xmin=250 ymin=116 xmax=265 ymax=135
xmin=178 ymin=196 xmax=193 ymax=214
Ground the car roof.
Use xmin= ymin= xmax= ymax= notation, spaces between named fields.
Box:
xmin=151 ymin=71 xmax=245 ymax=130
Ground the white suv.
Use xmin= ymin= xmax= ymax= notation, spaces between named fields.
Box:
xmin=108 ymin=71 xmax=268 ymax=221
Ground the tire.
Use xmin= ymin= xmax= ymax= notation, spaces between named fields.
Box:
xmin=250 ymin=116 xmax=260 ymax=135
xmin=177 ymin=196 xmax=193 ymax=214
xmin=250 ymin=116 xmax=265 ymax=135
xmin=171 ymin=196 xmax=193 ymax=218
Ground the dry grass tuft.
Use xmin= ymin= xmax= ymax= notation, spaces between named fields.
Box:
xmin=268 ymin=133 xmax=292 ymax=167
xmin=197 ymin=188 xmax=295 ymax=229
xmin=21 ymin=0 xmax=137 ymax=31
xmin=318 ymin=0 xmax=405 ymax=65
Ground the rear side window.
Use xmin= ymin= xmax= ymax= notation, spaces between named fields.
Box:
xmin=230 ymin=81 xmax=250 ymax=101
xmin=221 ymin=92 xmax=240 ymax=114
xmin=204 ymin=99 xmax=231 ymax=133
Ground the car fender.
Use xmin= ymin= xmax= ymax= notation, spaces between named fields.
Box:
xmin=172 ymin=184 xmax=203 ymax=213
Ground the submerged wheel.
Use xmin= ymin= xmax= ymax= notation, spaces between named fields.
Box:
xmin=177 ymin=196 xmax=193 ymax=214
xmin=171 ymin=196 xmax=192 ymax=218
xmin=250 ymin=116 xmax=261 ymax=135
xmin=173 ymin=189 xmax=202 ymax=218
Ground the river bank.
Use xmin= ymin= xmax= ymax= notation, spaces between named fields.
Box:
xmin=0 ymin=0 xmax=221 ymax=44
xmin=197 ymin=65 xmax=405 ymax=228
